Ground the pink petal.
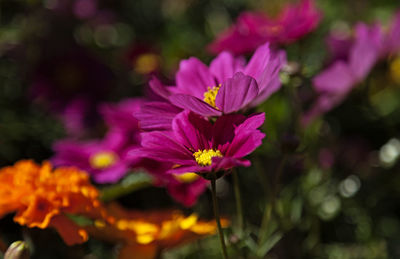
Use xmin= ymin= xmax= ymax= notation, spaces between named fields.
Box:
xmin=215 ymin=72 xmax=259 ymax=113
xmin=169 ymin=94 xmax=222 ymax=117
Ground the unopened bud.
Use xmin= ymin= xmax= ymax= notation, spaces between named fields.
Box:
xmin=4 ymin=241 xmax=30 ymax=259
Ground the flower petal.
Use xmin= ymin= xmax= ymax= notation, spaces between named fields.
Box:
xmin=209 ymin=52 xmax=244 ymax=83
xmin=136 ymin=101 xmax=182 ymax=131
xmin=349 ymin=23 xmax=382 ymax=81
xmin=149 ymin=76 xmax=172 ymax=100
xmin=225 ymin=113 xmax=266 ymax=158
xmin=172 ymin=110 xmax=213 ymax=151
xmin=249 ymin=50 xmax=286 ymax=106
xmin=215 ymin=72 xmax=259 ymax=113
xmin=212 ymin=114 xmax=246 ymax=149
xmin=92 ymin=163 xmax=128 ymax=184
xmin=176 ymin=57 xmax=217 ymax=99
xmin=169 ymin=94 xmax=222 ymax=117
xmin=244 ymin=42 xmax=271 ymax=79
xmin=313 ymin=61 xmax=354 ymax=94
xmin=135 ymin=131 xmax=194 ymax=164
xmin=211 ymin=157 xmax=251 ymax=172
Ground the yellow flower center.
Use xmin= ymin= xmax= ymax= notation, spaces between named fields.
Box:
xmin=173 ymin=172 xmax=199 ymax=183
xmin=134 ymin=53 xmax=159 ymax=74
xmin=203 ymin=85 xmax=221 ymax=108
xmin=193 ymin=149 xmax=223 ymax=166
xmin=89 ymin=151 xmax=118 ymax=169
xmin=390 ymin=57 xmax=400 ymax=84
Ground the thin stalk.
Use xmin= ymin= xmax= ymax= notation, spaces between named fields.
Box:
xmin=211 ymin=177 xmax=229 ymax=259
xmin=258 ymin=154 xmax=287 ymax=246
xmin=232 ymin=169 xmax=243 ymax=235
xmin=258 ymin=200 xmax=272 ymax=246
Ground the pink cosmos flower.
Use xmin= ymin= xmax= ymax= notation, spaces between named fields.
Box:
xmin=208 ymin=0 xmax=322 ymax=55
xmin=100 ymin=98 xmax=144 ymax=137
xmin=146 ymin=42 xmax=285 ymax=119
xmin=52 ymin=99 xmax=143 ymax=183
xmin=52 ymin=130 xmax=139 ymax=183
xmin=303 ymin=12 xmax=400 ymax=125
xmin=302 ymin=23 xmax=385 ymax=125
xmin=131 ymin=110 xmax=265 ymax=177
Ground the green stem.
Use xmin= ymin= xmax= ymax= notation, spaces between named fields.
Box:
xmin=232 ymin=169 xmax=244 ymax=235
xmin=258 ymin=154 xmax=287 ymax=246
xmin=211 ymin=176 xmax=229 ymax=259
xmin=258 ymin=200 xmax=273 ymax=247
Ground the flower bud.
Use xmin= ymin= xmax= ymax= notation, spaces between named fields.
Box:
xmin=4 ymin=241 xmax=30 ymax=259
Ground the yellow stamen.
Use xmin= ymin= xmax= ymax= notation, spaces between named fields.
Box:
xmin=89 ymin=151 xmax=118 ymax=169
xmin=203 ymin=84 xmax=221 ymax=108
xmin=134 ymin=53 xmax=159 ymax=74
xmin=390 ymin=57 xmax=400 ymax=84
xmin=193 ymin=149 xmax=223 ymax=166
xmin=173 ymin=172 xmax=199 ymax=183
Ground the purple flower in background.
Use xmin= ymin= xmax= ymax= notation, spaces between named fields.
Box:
xmin=52 ymin=131 xmax=138 ymax=183
xmin=303 ymin=11 xmax=400 ymax=125
xmin=149 ymin=43 xmax=285 ymax=118
xmin=100 ymin=98 xmax=144 ymax=135
xmin=52 ymin=98 xmax=143 ymax=183
xmin=208 ymin=0 xmax=322 ymax=55
xmin=302 ymin=23 xmax=384 ymax=125
xmin=131 ymin=110 xmax=265 ymax=176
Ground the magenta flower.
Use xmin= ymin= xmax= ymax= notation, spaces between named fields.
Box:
xmin=303 ymin=11 xmax=400 ymax=125
xmin=149 ymin=42 xmax=285 ymax=118
xmin=52 ymin=130 xmax=139 ymax=183
xmin=131 ymin=110 xmax=265 ymax=176
xmin=302 ymin=23 xmax=384 ymax=125
xmin=100 ymin=98 xmax=143 ymax=135
xmin=52 ymin=98 xmax=144 ymax=183
xmin=208 ymin=0 xmax=322 ymax=55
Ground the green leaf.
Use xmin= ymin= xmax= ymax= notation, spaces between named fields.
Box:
xmin=100 ymin=171 xmax=153 ymax=202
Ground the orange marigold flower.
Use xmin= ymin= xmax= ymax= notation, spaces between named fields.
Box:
xmin=87 ymin=203 xmax=229 ymax=259
xmin=0 ymin=160 xmax=106 ymax=245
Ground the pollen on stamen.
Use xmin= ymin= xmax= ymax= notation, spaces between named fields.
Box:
xmin=203 ymin=84 xmax=221 ymax=108
xmin=89 ymin=151 xmax=118 ymax=169
xmin=193 ymin=149 xmax=223 ymax=166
